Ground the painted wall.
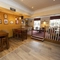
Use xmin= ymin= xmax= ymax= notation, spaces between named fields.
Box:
xmin=0 ymin=12 xmax=21 ymax=37
xmin=41 ymin=17 xmax=50 ymax=28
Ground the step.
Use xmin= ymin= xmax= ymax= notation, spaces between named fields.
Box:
xmin=31 ymin=36 xmax=44 ymax=41
xmin=32 ymin=36 xmax=44 ymax=39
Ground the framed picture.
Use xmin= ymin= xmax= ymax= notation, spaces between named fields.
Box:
xmin=4 ymin=19 xmax=8 ymax=24
xmin=15 ymin=17 xmax=19 ymax=24
xmin=15 ymin=20 xmax=19 ymax=24
xmin=10 ymin=21 xmax=14 ymax=24
xmin=0 ymin=19 xmax=2 ymax=24
xmin=4 ymin=14 xmax=8 ymax=18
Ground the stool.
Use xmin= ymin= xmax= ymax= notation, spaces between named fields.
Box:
xmin=0 ymin=36 xmax=9 ymax=52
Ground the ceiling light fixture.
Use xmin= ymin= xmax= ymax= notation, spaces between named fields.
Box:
xmin=32 ymin=7 xmax=34 ymax=9
xmin=21 ymin=0 xmax=23 ymax=1
xmin=53 ymin=0 xmax=55 ymax=1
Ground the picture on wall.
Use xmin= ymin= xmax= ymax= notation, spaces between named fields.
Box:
xmin=10 ymin=21 xmax=14 ymax=24
xmin=4 ymin=14 xmax=8 ymax=19
xmin=21 ymin=20 xmax=24 ymax=24
xmin=15 ymin=17 xmax=19 ymax=24
xmin=0 ymin=19 xmax=2 ymax=24
xmin=15 ymin=20 xmax=19 ymax=24
xmin=4 ymin=19 xmax=8 ymax=24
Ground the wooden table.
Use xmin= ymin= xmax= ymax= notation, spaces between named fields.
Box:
xmin=0 ymin=31 xmax=9 ymax=51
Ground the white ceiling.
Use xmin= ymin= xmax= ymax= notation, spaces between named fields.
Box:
xmin=0 ymin=0 xmax=60 ymax=15
xmin=13 ymin=0 xmax=60 ymax=11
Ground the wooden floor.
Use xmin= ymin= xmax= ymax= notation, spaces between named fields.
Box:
xmin=0 ymin=38 xmax=60 ymax=60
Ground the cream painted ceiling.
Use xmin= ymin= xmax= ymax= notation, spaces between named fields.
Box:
xmin=13 ymin=0 xmax=60 ymax=11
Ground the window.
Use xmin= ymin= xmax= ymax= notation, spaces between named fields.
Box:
xmin=34 ymin=20 xmax=40 ymax=30
xmin=50 ymin=19 xmax=60 ymax=27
